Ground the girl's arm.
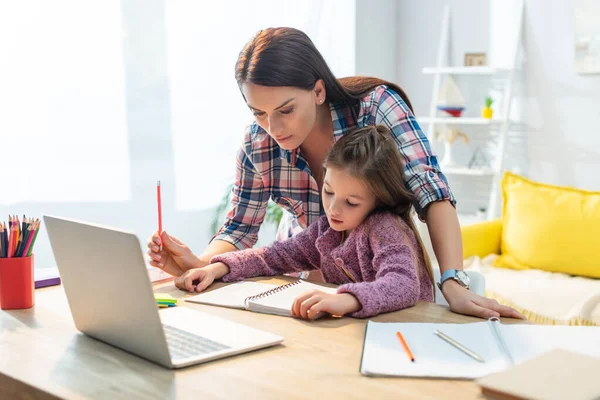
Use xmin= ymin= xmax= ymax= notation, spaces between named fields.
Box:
xmin=336 ymin=216 xmax=423 ymax=318
xmin=210 ymin=217 xmax=325 ymax=282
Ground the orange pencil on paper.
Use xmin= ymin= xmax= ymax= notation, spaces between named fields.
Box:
xmin=396 ymin=331 xmax=415 ymax=362
xmin=157 ymin=180 xmax=163 ymax=249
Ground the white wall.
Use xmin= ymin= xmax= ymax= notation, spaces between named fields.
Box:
xmin=524 ymin=0 xmax=600 ymax=189
xmin=355 ymin=0 xmax=398 ymax=82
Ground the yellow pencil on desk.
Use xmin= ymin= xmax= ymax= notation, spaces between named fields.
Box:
xmin=434 ymin=329 xmax=485 ymax=363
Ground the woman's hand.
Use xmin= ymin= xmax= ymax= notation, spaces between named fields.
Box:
xmin=174 ymin=262 xmax=229 ymax=293
xmin=146 ymin=231 xmax=206 ymax=277
xmin=442 ymin=280 xmax=526 ymax=319
xmin=291 ymin=290 xmax=361 ymax=320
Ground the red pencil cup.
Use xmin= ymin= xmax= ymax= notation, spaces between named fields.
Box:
xmin=0 ymin=255 xmax=35 ymax=310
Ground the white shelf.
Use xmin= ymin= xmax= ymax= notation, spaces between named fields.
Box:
xmin=442 ymin=167 xmax=495 ymax=176
xmin=458 ymin=213 xmax=486 ymax=226
xmin=418 ymin=117 xmax=503 ymax=125
xmin=422 ymin=66 xmax=509 ymax=75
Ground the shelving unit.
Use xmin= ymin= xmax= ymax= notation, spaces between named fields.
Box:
xmin=422 ymin=66 xmax=509 ymax=75
xmin=418 ymin=117 xmax=503 ymax=125
xmin=421 ymin=2 xmax=524 ymax=220
xmin=442 ymin=167 xmax=495 ymax=176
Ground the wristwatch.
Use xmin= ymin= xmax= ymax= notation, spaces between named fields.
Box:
xmin=437 ymin=269 xmax=470 ymax=291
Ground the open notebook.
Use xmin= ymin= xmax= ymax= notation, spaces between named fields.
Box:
xmin=185 ymin=280 xmax=337 ymax=317
xmin=360 ymin=318 xmax=600 ymax=379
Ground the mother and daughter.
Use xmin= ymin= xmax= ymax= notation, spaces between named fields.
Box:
xmin=147 ymin=27 xmax=522 ymax=320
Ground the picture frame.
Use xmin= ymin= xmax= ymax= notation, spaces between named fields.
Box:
xmin=464 ymin=53 xmax=487 ymax=66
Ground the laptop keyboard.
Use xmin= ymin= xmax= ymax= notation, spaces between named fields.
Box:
xmin=163 ymin=324 xmax=231 ymax=360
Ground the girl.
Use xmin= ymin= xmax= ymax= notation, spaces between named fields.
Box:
xmin=174 ymin=125 xmax=434 ymax=319
xmin=148 ymin=27 xmax=521 ymax=320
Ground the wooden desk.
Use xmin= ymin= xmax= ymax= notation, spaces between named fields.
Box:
xmin=0 ymin=277 xmax=524 ymax=400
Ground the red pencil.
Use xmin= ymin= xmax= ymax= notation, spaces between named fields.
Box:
xmin=157 ymin=181 xmax=163 ymax=249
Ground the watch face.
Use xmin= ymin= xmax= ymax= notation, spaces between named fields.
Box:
xmin=456 ymin=270 xmax=471 ymax=286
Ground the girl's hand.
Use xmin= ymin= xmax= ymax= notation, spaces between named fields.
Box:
xmin=146 ymin=231 xmax=206 ymax=277
xmin=442 ymin=280 xmax=526 ymax=319
xmin=174 ymin=262 xmax=229 ymax=293
xmin=291 ymin=290 xmax=361 ymax=320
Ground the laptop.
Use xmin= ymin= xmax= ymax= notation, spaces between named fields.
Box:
xmin=43 ymin=215 xmax=283 ymax=369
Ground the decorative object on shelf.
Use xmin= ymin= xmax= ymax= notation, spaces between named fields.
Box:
xmin=481 ymin=96 xmax=494 ymax=119
xmin=436 ymin=76 xmax=465 ymax=117
xmin=475 ymin=207 xmax=487 ymax=221
xmin=468 ymin=146 xmax=489 ymax=169
xmin=436 ymin=127 xmax=469 ymax=168
xmin=574 ymin=0 xmax=600 ymax=74
xmin=464 ymin=52 xmax=488 ymax=66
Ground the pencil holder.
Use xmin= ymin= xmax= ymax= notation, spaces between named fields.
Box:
xmin=0 ymin=255 xmax=35 ymax=310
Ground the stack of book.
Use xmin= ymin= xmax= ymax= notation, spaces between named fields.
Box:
xmin=154 ymin=293 xmax=177 ymax=308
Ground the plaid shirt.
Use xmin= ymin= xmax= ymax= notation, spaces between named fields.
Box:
xmin=213 ymin=85 xmax=456 ymax=249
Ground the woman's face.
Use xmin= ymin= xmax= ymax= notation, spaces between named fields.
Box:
xmin=241 ymin=81 xmax=325 ymax=150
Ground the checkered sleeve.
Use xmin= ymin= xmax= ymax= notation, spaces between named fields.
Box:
xmin=211 ymin=139 xmax=269 ymax=250
xmin=372 ymin=86 xmax=457 ymax=216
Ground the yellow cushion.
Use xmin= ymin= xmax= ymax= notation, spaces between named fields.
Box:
xmin=495 ymin=172 xmax=600 ymax=278
xmin=461 ymin=219 xmax=502 ymax=259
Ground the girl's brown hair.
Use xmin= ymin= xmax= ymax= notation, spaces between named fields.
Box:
xmin=235 ymin=27 xmax=414 ymax=113
xmin=324 ymin=125 xmax=434 ymax=293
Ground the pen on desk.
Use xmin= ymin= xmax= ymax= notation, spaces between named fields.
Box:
xmin=434 ymin=329 xmax=485 ymax=363
xmin=157 ymin=180 xmax=163 ymax=250
xmin=396 ymin=331 xmax=415 ymax=362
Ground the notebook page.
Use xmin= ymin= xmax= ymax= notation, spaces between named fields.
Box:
xmin=248 ymin=281 xmax=337 ymax=316
xmin=498 ymin=324 xmax=600 ymax=365
xmin=185 ymin=281 xmax=278 ymax=309
xmin=361 ymin=321 xmax=509 ymax=379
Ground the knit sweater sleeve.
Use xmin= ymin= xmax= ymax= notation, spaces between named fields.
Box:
xmin=210 ymin=216 xmax=325 ymax=282
xmin=337 ymin=214 xmax=422 ymax=318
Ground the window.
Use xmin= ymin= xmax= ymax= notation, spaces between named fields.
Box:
xmin=0 ymin=0 xmax=356 ymax=270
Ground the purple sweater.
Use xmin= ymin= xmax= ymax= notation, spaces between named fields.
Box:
xmin=211 ymin=211 xmax=434 ymax=318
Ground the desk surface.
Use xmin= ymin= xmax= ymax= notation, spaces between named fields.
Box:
xmin=0 ymin=277 xmax=525 ymax=400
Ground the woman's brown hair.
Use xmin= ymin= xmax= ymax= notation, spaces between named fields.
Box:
xmin=324 ymin=125 xmax=434 ymax=294
xmin=235 ymin=27 xmax=414 ymax=113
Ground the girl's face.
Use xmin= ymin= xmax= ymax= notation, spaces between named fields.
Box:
xmin=321 ymin=166 xmax=378 ymax=234
xmin=241 ymin=81 xmax=326 ymax=150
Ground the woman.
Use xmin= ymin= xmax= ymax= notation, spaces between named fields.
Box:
xmin=147 ymin=27 xmax=522 ymax=320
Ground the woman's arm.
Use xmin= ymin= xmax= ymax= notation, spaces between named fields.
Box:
xmin=371 ymin=86 xmax=523 ymax=320
xmin=211 ymin=128 xmax=271 ymax=250
xmin=197 ymin=240 xmax=238 ymax=266
xmin=426 ymin=200 xmax=524 ymax=319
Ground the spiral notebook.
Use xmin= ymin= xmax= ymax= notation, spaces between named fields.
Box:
xmin=360 ymin=318 xmax=600 ymax=379
xmin=185 ymin=280 xmax=338 ymax=317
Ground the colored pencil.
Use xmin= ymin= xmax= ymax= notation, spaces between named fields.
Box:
xmin=396 ymin=331 xmax=415 ymax=362
xmin=26 ymin=220 xmax=40 ymax=257
xmin=1 ymin=216 xmax=40 ymax=258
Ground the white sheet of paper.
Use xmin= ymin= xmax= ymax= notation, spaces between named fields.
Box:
xmin=361 ymin=321 xmax=600 ymax=379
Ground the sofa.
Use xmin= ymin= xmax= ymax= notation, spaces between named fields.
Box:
xmin=459 ymin=172 xmax=600 ymax=325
